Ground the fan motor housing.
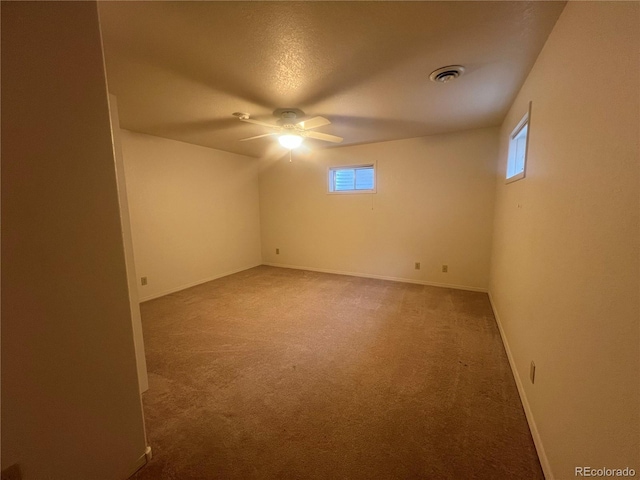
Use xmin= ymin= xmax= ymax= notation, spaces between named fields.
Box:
xmin=273 ymin=108 xmax=305 ymax=126
xmin=279 ymin=111 xmax=298 ymax=127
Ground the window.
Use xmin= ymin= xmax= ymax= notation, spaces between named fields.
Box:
xmin=506 ymin=102 xmax=531 ymax=183
xmin=329 ymin=164 xmax=375 ymax=193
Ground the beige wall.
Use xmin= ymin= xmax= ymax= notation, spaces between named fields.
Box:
xmin=120 ymin=131 xmax=262 ymax=301
xmin=1 ymin=2 xmax=147 ymax=478
xmin=260 ymin=128 xmax=499 ymax=290
xmin=489 ymin=2 xmax=639 ymax=478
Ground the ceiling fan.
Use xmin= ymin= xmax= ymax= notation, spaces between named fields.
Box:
xmin=233 ymin=110 xmax=343 ymax=149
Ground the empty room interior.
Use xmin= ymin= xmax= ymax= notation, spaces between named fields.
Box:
xmin=2 ymin=1 xmax=639 ymax=479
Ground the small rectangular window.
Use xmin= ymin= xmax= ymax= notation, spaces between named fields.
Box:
xmin=506 ymin=102 xmax=531 ymax=183
xmin=329 ymin=164 xmax=375 ymax=193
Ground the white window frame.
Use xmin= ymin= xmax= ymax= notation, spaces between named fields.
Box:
xmin=327 ymin=163 xmax=376 ymax=194
xmin=506 ymin=101 xmax=532 ymax=184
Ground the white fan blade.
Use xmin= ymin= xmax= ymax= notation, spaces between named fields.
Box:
xmin=240 ymin=133 xmax=277 ymax=142
xmin=297 ymin=116 xmax=330 ymax=130
xmin=240 ymin=118 xmax=278 ymax=129
xmin=304 ymin=131 xmax=343 ymax=144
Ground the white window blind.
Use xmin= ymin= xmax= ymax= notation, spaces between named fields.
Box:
xmin=506 ymin=103 xmax=531 ymax=183
xmin=329 ymin=165 xmax=375 ymax=193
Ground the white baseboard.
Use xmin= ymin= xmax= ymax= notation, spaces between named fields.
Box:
xmin=139 ymin=264 xmax=262 ymax=302
xmin=125 ymin=447 xmax=150 ymax=479
xmin=263 ymin=262 xmax=487 ymax=293
xmin=488 ymin=292 xmax=553 ymax=480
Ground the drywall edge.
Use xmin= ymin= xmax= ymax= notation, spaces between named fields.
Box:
xmin=488 ymin=292 xmax=553 ymax=480
xmin=106 ymin=94 xmax=149 ymax=394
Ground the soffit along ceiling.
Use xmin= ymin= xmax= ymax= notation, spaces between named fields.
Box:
xmin=99 ymin=1 xmax=566 ymax=158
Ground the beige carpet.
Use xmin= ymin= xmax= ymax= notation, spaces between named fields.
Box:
xmin=132 ymin=266 xmax=543 ymax=479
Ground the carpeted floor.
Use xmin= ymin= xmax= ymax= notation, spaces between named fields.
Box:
xmin=132 ymin=265 xmax=543 ymax=479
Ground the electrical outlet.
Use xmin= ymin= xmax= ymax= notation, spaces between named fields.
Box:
xmin=1 ymin=464 xmax=22 ymax=480
xmin=414 ymin=262 xmax=420 ymax=270
xmin=442 ymin=265 xmax=448 ymax=273
xmin=276 ymin=248 xmax=280 ymax=255
xmin=141 ymin=277 xmax=148 ymax=286
xmin=530 ymin=361 xmax=536 ymax=384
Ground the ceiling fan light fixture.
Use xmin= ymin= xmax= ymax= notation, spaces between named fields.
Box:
xmin=278 ymin=134 xmax=303 ymax=149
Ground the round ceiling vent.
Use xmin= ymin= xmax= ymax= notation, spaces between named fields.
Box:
xmin=429 ymin=65 xmax=465 ymax=84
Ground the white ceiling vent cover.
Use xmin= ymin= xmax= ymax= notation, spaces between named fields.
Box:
xmin=429 ymin=65 xmax=465 ymax=83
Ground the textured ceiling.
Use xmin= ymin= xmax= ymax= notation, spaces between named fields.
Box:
xmin=99 ymin=1 xmax=566 ymax=158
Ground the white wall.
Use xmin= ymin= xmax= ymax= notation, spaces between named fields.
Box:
xmin=489 ymin=2 xmax=639 ymax=478
xmin=260 ymin=128 xmax=498 ymax=290
xmin=1 ymin=2 xmax=147 ymax=478
xmin=120 ymin=131 xmax=262 ymax=301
